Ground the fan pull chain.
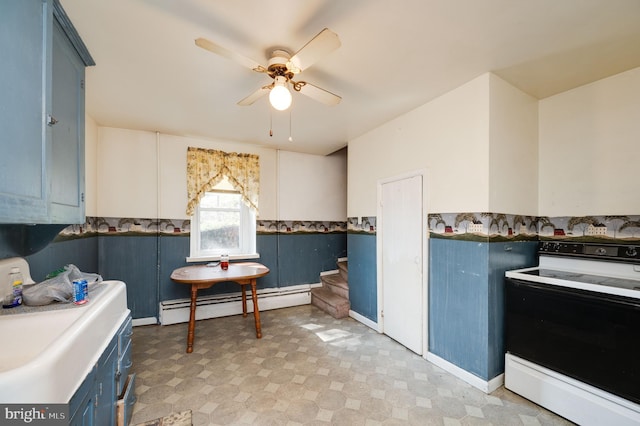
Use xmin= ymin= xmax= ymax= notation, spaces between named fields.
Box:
xmin=269 ymin=108 xmax=273 ymax=137
xmin=288 ymin=110 xmax=293 ymax=142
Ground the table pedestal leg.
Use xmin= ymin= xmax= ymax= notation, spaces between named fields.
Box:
xmin=241 ymin=285 xmax=247 ymax=317
xmin=251 ymin=279 xmax=262 ymax=338
xmin=186 ymin=285 xmax=198 ymax=353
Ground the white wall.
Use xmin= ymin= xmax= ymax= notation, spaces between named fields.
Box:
xmin=84 ymin=114 xmax=98 ymax=217
xmin=277 ymin=150 xmax=347 ymax=221
xmin=96 ymin=127 xmax=158 ymax=218
xmin=539 ymin=66 xmax=640 ymax=216
xmin=348 ymin=74 xmax=491 ymax=217
xmin=93 ymin=127 xmax=346 ymax=221
xmin=488 ymin=74 xmax=538 ymax=215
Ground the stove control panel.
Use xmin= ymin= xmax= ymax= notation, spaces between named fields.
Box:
xmin=539 ymin=242 xmax=640 ymax=262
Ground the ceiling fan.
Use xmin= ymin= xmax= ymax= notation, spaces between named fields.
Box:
xmin=195 ymin=28 xmax=341 ymax=111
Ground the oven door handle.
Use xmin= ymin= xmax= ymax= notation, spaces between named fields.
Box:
xmin=507 ymin=278 xmax=640 ymax=309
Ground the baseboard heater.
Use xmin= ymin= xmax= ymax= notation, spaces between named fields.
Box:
xmin=159 ymin=283 xmax=320 ymax=325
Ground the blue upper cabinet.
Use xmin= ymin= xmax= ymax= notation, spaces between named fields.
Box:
xmin=50 ymin=15 xmax=87 ymax=223
xmin=0 ymin=0 xmax=94 ymax=224
xmin=0 ymin=0 xmax=49 ymax=223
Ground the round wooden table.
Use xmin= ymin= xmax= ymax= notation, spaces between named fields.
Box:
xmin=170 ymin=262 xmax=270 ymax=353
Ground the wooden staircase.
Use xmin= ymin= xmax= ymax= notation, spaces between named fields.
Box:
xmin=311 ymin=260 xmax=349 ymax=318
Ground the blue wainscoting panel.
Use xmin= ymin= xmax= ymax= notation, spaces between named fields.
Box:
xmin=255 ymin=234 xmax=279 ymax=289
xmin=26 ymin=236 xmax=99 ymax=281
xmin=158 ymin=234 xmax=191 ymax=302
xmin=159 ymin=234 xmax=281 ymax=302
xmin=429 ymin=239 xmax=489 ymax=379
xmin=98 ymin=235 xmax=159 ymax=319
xmin=158 ymin=235 xmax=243 ymax=300
xmin=276 ymin=233 xmax=347 ymax=286
xmin=347 ymin=233 xmax=377 ymax=322
xmin=487 ymin=241 xmax=538 ymax=378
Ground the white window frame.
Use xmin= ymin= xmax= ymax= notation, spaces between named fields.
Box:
xmin=187 ymin=188 xmax=258 ymax=262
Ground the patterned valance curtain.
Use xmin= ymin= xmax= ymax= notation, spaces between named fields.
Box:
xmin=186 ymin=147 xmax=260 ymax=216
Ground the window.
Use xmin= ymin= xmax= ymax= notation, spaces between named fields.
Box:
xmin=189 ymin=178 xmax=256 ymax=261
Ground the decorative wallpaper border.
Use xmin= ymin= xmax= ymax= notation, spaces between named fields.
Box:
xmin=257 ymin=220 xmax=346 ymax=234
xmin=429 ymin=213 xmax=537 ymax=242
xmin=537 ymin=215 xmax=640 ymax=243
xmin=51 ymin=214 xmax=640 ymax=244
xmin=347 ymin=217 xmax=377 ymax=234
xmin=56 ymin=217 xmax=190 ymax=240
xmin=429 ymin=213 xmax=640 ymax=244
xmin=53 ymin=217 xmax=347 ymax=241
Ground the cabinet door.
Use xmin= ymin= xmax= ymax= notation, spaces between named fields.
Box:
xmin=95 ymin=339 xmax=118 ymax=426
xmin=0 ymin=0 xmax=50 ymax=223
xmin=50 ymin=17 xmax=85 ymax=223
xmin=69 ymin=365 xmax=96 ymax=426
xmin=70 ymin=394 xmax=95 ymax=426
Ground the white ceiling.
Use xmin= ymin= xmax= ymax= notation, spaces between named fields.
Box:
xmin=61 ymin=0 xmax=640 ymax=156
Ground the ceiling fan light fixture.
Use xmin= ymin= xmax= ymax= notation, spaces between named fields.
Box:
xmin=269 ymin=76 xmax=292 ymax=111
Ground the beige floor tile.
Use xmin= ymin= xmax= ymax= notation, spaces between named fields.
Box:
xmin=130 ymin=305 xmax=574 ymax=425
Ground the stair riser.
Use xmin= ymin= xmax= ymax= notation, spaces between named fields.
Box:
xmin=338 ymin=262 xmax=348 ymax=282
xmin=322 ymin=282 xmax=349 ymax=299
xmin=311 ymin=294 xmax=349 ymax=319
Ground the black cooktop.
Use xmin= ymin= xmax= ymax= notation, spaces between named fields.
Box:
xmin=522 ymin=269 xmax=640 ymax=292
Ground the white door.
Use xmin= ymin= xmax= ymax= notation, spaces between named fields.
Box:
xmin=380 ymin=174 xmax=423 ymax=354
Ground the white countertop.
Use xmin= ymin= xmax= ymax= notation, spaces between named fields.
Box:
xmin=506 ymin=265 xmax=640 ymax=301
xmin=0 ymin=280 xmax=130 ymax=403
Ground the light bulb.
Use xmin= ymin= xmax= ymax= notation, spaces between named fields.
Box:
xmin=269 ymin=77 xmax=292 ymax=111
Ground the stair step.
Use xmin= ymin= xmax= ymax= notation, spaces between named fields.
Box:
xmin=311 ymin=287 xmax=350 ymax=319
xmin=321 ymin=273 xmax=349 ymax=299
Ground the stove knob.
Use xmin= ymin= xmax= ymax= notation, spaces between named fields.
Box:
xmin=626 ymin=247 xmax=638 ymax=257
xmin=595 ymin=247 xmax=607 ymax=255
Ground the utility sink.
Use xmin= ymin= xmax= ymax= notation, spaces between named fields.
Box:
xmin=0 ymin=280 xmax=129 ymax=403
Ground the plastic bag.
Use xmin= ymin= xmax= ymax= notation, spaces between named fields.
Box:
xmin=22 ymin=264 xmax=103 ymax=306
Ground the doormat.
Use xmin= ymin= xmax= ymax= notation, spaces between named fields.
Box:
xmin=135 ymin=410 xmax=192 ymax=426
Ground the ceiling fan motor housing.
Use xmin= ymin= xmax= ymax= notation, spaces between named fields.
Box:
xmin=267 ymin=50 xmax=294 ymax=79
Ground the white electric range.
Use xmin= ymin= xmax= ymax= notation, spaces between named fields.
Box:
xmin=505 ymin=242 xmax=640 ymax=426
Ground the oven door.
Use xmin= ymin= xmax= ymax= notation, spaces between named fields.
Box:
xmin=505 ymin=278 xmax=640 ymax=405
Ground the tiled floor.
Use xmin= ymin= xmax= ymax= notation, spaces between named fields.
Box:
xmin=130 ymin=305 xmax=573 ymax=425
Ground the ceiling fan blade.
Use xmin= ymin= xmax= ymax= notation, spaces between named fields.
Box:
xmin=288 ymin=28 xmax=340 ymax=73
xmin=195 ymin=38 xmax=267 ymax=73
xmin=296 ymin=82 xmax=341 ymax=106
xmin=237 ymin=86 xmax=270 ymax=106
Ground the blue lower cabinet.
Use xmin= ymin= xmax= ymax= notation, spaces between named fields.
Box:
xmin=69 ymin=314 xmax=134 ymax=425
xmin=95 ymin=336 xmax=118 ymax=425
xmin=69 ymin=367 xmax=96 ymax=426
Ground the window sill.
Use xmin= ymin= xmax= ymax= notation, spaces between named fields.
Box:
xmin=186 ymin=253 xmax=260 ymax=263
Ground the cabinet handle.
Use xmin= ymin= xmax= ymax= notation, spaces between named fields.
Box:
xmin=47 ymin=115 xmax=58 ymax=126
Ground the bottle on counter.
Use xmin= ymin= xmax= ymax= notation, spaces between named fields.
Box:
xmin=3 ymin=267 xmax=23 ymax=308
